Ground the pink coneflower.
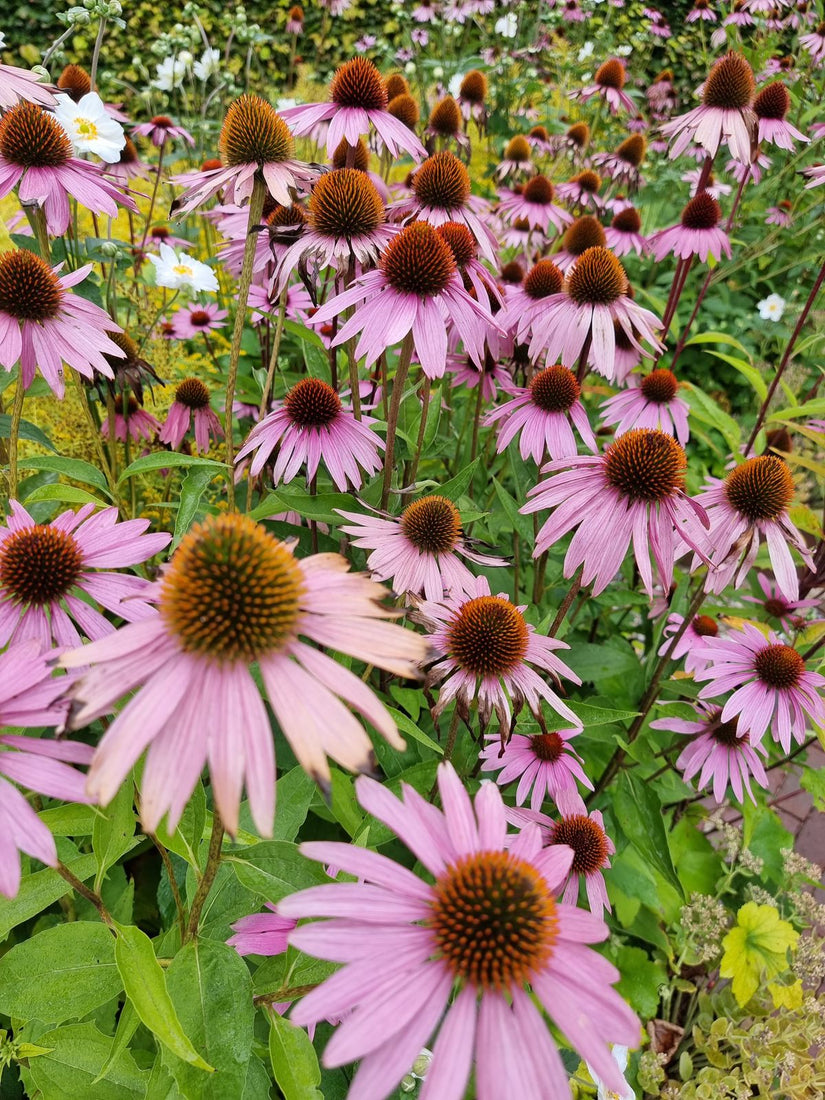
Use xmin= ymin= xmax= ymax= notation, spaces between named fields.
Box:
xmin=173 ymin=96 xmax=317 ymax=215
xmin=0 ymin=102 xmax=135 ymax=235
xmin=286 ymin=4 xmax=304 ymax=34
xmin=753 ymin=82 xmax=808 ymax=151
xmin=280 ymin=58 xmax=426 ymax=159
xmin=480 ymin=727 xmax=592 ymax=812
xmin=337 ymin=496 xmax=505 ymax=601
xmin=437 ymin=223 xmax=503 ymax=313
xmin=681 ymin=167 xmax=732 ymax=199
xmin=661 ymin=52 xmax=757 ymax=164
xmin=649 ymin=191 xmax=731 ymax=264
xmin=687 ymin=0 xmax=717 ymax=21
xmin=391 ymin=152 xmax=498 ymax=262
xmin=743 ymin=573 xmax=819 ymax=631
xmin=657 ymin=611 xmax=720 ymax=674
xmin=61 ymin=513 xmax=428 ymax=835
xmin=765 ymin=200 xmax=793 ymax=227
xmin=132 ymin=114 xmax=194 ymax=147
xmin=695 ymin=624 xmax=825 ymax=751
xmin=0 ymin=62 xmax=57 ymax=110
xmin=525 ymin=247 xmax=663 ymax=380
xmin=311 ymin=221 xmax=494 ymax=380
xmin=651 ymin=703 xmax=768 ymax=804
xmin=424 ymin=95 xmax=470 ymax=156
xmin=575 ymin=59 xmax=635 ymax=114
xmin=449 ymin=350 xmax=516 ymax=402
xmin=230 ymin=904 xmax=296 ymax=955
xmin=456 ymin=69 xmax=488 ymax=126
xmin=604 ymin=206 xmax=649 ymax=256
xmin=0 ymin=501 xmax=169 ymax=649
xmin=0 ymin=250 xmax=124 ymax=397
xmin=523 ymin=429 xmax=711 ymax=597
xmin=414 ymin=574 xmax=582 ymax=733
xmin=171 ymin=302 xmax=228 ymax=339
xmin=800 ymin=21 xmax=825 ymax=64
xmin=273 ymin=168 xmax=396 ymax=293
xmin=413 ymin=0 xmax=438 ymax=19
xmin=550 ymin=807 xmax=614 ymax=916
xmin=726 ymin=152 xmax=771 ymax=186
xmin=103 ymin=135 xmax=151 ymax=183
xmin=498 ymin=260 xmax=565 ymax=354
xmin=562 ymin=0 xmax=588 ymax=22
xmin=0 ymin=643 xmax=95 ymax=898
xmin=647 ymin=70 xmax=677 ymax=114
xmin=803 ymin=163 xmax=825 ymax=190
xmin=601 ymin=369 xmax=691 ymax=444
xmin=236 ymin=377 xmax=383 ymax=490
xmin=158 ymin=377 xmax=224 ymax=454
xmin=695 ymin=455 xmax=814 ymax=601
xmin=101 ymin=393 xmax=161 ymax=444
xmin=277 ymin=762 xmax=639 ymax=1099
xmin=485 ymin=365 xmax=597 ymax=464
xmin=495 ymin=135 xmax=535 ymax=181
xmin=594 ymin=134 xmax=648 ymax=189
xmin=145 ymin=225 xmax=192 ymax=253
xmin=552 ymin=214 xmax=607 ymax=273
xmin=556 ymin=170 xmax=605 ymax=212
xmin=496 ymin=175 xmax=573 ymax=235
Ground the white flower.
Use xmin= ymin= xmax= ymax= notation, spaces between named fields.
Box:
xmin=616 ymin=43 xmax=633 ymax=56
xmin=148 ymin=243 xmax=218 ymax=293
xmin=587 ymin=1045 xmax=636 ymax=1100
xmin=193 ymin=47 xmax=219 ymax=81
xmin=151 ymin=55 xmax=188 ymax=92
xmin=53 ymin=91 xmax=125 ymax=162
xmin=275 ymin=96 xmax=298 ymax=112
xmin=178 ymin=50 xmax=194 ymax=67
xmin=757 ymin=293 xmax=786 ymax=322
xmin=0 ymin=32 xmax=6 ymax=49
xmin=448 ymin=72 xmax=462 ymax=97
xmin=578 ymin=40 xmax=595 ymax=61
xmin=495 ymin=12 xmax=518 ymax=36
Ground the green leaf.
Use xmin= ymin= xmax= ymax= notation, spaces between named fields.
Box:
xmin=611 ymin=944 xmax=668 ymax=1018
xmin=118 ymin=452 xmax=226 ymax=483
xmin=268 ymin=1014 xmax=323 ymax=1100
xmin=226 ymin=841 xmax=329 ymax=901
xmin=303 ymin=336 xmax=331 ymax=381
xmin=613 ymin=772 xmax=684 ymax=899
xmin=39 ymin=803 xmax=99 ymax=836
xmin=23 ymin=483 xmax=111 ymax=507
xmin=173 ymin=465 xmax=216 ymax=547
xmin=154 ymin=780 xmax=206 ymax=866
xmin=272 ymin=767 xmax=316 ymax=842
xmin=284 ymin=318 xmax=326 ymax=350
xmin=162 ymin=940 xmax=254 ymax=1100
xmin=685 ymin=330 xmax=752 ymax=359
xmin=767 ymin=396 xmax=825 ymax=421
xmin=800 ymin=765 xmax=825 ymax=811
xmin=250 ymin=484 xmax=354 ymax=524
xmin=720 ymin=902 xmax=798 ymax=1006
xmin=0 ymin=852 xmax=97 ymax=939
xmin=565 ymin=641 xmax=641 ymax=684
xmin=24 ymin=1023 xmax=148 ymax=1100
xmin=433 ymin=457 xmax=480 ymax=502
xmin=681 ymin=382 xmax=741 ymax=453
xmin=0 ymin=923 xmax=121 ymax=1024
xmin=0 ymin=413 xmax=57 ymax=452
xmin=705 ymin=350 xmax=767 ymax=401
xmin=92 ymin=780 xmax=137 ymax=892
xmin=492 ymin=477 xmax=534 ymax=541
xmin=113 ymin=922 xmax=214 ymax=1072
xmin=386 ymin=706 xmax=444 ymax=755
xmin=92 ymin=1001 xmax=139 ymax=1086
xmin=567 ymin=701 xmax=640 ymax=728
xmin=16 ymin=456 xmax=113 ymax=497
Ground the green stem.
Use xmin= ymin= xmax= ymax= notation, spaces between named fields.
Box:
xmin=184 ymin=811 xmax=225 ymax=942
xmin=56 ymin=862 xmax=114 ymax=929
xmin=406 ymin=376 xmax=431 ymax=487
xmin=381 ymin=333 xmax=414 ymax=510
xmin=6 ymin=368 xmax=26 ymax=500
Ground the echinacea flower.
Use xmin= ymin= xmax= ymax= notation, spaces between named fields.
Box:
xmin=604 ymin=206 xmax=648 ymax=257
xmin=437 ymin=222 xmax=502 ymax=312
xmin=311 ymin=221 xmax=495 ymax=380
xmin=657 ymin=611 xmax=720 ymax=674
xmin=229 ymin=904 xmax=296 ymax=956
xmin=0 ymin=61 xmax=57 ymax=110
xmin=498 ymin=260 xmax=565 ymax=354
xmin=171 ymin=302 xmax=228 ymax=339
xmin=0 ymin=249 xmax=124 ymax=397
xmin=523 ymin=428 xmax=711 ymax=597
xmin=337 ymin=496 xmax=505 ymax=602
xmin=649 ymin=191 xmax=731 ymax=263
xmin=600 ymin=369 xmax=691 ymax=445
xmin=159 ymin=377 xmax=224 ymax=454
xmin=277 ymin=762 xmax=639 ymax=1100
xmin=695 ymin=455 xmax=814 ymax=601
xmin=456 ymin=68 xmax=488 ymax=124
xmin=485 ymin=364 xmax=597 ymax=463
xmin=687 ymin=0 xmax=716 ymax=21
xmin=132 ymin=114 xmax=194 ymax=147
xmin=556 ymin=170 xmax=605 ymax=212
xmin=753 ymin=82 xmax=808 ymax=150
xmin=495 ymin=134 xmax=535 ymax=180
xmin=414 ymin=574 xmax=582 ymax=733
xmin=60 ymin=513 xmax=429 ymax=835
xmin=148 ymin=243 xmax=219 ymax=293
xmin=553 ymin=214 xmax=607 ymax=273
xmin=0 ymin=643 xmax=95 ymax=898
xmin=661 ymin=51 xmax=757 ymax=164
xmin=742 ymin=572 xmax=819 ymax=631
xmin=286 ymin=4 xmax=305 ymax=34
xmin=651 ymin=703 xmax=768 ymax=804
xmin=101 ymin=393 xmax=161 ymax=444
xmin=280 ymin=57 xmax=426 ymax=159
xmin=496 ymin=175 xmax=573 ymax=235
xmin=480 ymin=726 xmax=592 ymax=812
xmin=0 ymin=501 xmax=169 ymax=649
xmin=550 ymin=807 xmax=614 ymax=916
xmin=0 ymin=101 xmax=135 ymax=235
xmin=765 ymin=201 xmax=792 ymax=228
xmin=53 ymin=91 xmax=125 ymax=162
xmin=173 ymin=95 xmax=317 ymax=214
xmin=424 ymin=95 xmax=470 ymax=155
xmin=594 ymin=134 xmax=647 ymax=189
xmin=273 ymin=167 xmax=397 ymax=293
xmin=575 ymin=59 xmax=635 ymax=114
xmin=236 ymin=377 xmax=383 ymax=490
xmin=694 ymin=623 xmax=825 ymax=751
xmin=104 ymin=136 xmax=151 ymax=183
xmin=800 ymin=21 xmax=825 ymax=65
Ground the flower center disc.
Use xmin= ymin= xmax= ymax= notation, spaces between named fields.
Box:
xmin=57 ymin=63 xmax=92 ymax=101
xmin=330 ymin=58 xmax=388 ymax=111
xmin=447 ymin=595 xmax=529 ymax=677
xmin=693 ymin=614 xmax=718 ymax=637
xmin=640 ymin=369 xmax=679 ymax=404
xmin=459 ymin=70 xmax=487 ymax=104
xmin=0 ymin=250 xmax=64 ymax=322
xmin=388 ymin=93 xmax=420 ymax=129
xmin=189 ymin=309 xmax=211 ymax=327
xmin=724 ymin=455 xmax=794 ymax=522
xmin=530 ymin=731 xmax=565 ymax=762
xmin=309 ymin=168 xmax=385 ymax=238
xmin=566 ymin=246 xmax=628 ymax=305
xmin=571 ymin=170 xmax=601 ymax=195
xmin=0 ymin=526 xmax=83 ymax=605
xmin=429 ymin=96 xmax=461 ymax=136
xmin=611 ymin=206 xmax=642 ymax=234
xmin=529 ymin=365 xmax=580 ymax=412
xmin=413 ymin=152 xmax=471 ymax=210
xmin=430 ymin=850 xmax=557 ymax=990
xmin=0 ymin=102 xmax=73 ymax=168
xmin=332 ymin=138 xmax=370 ymax=171
xmin=604 ymin=428 xmax=686 ymax=502
xmin=436 ymin=223 xmax=476 ymax=268
xmin=567 ymin=122 xmax=590 ymax=148
xmin=501 ymin=261 xmax=524 ymax=284
xmin=401 ymin=495 xmax=462 ymax=554
xmin=175 ymin=378 xmax=212 ymax=410
xmin=385 ymin=73 xmax=411 ymax=101
xmin=753 ymin=643 xmax=804 ymax=690
xmin=702 ymin=52 xmax=755 ymax=110
xmin=681 ymin=191 xmax=721 ymax=230
xmin=159 ymin=513 xmax=304 ymax=662
xmin=382 ymin=221 xmax=456 ymax=296
xmin=561 ymin=215 xmax=607 ymax=256
xmin=524 ymin=260 xmax=563 ymax=300
xmin=595 ymin=58 xmax=626 ymax=90
xmin=522 ymin=174 xmax=554 ymax=205
xmin=755 ymin=82 xmax=790 ymax=121
xmin=504 ymin=135 xmax=531 ymax=162
xmin=284 ymin=377 xmax=342 ymax=428
xmin=219 ymin=95 xmax=293 ymax=167
xmin=616 ymin=134 xmax=646 ymax=167
xmin=764 ymin=597 xmax=788 ymax=618
xmin=551 ymin=814 xmax=609 ymax=875
xmin=710 ymin=716 xmax=744 ymax=747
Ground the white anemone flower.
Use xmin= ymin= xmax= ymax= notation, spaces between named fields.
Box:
xmin=193 ymin=48 xmax=220 ymax=82
xmin=54 ymin=92 xmax=126 ymax=162
xmin=587 ymin=1045 xmax=636 ymax=1100
xmin=148 ymin=243 xmax=218 ymax=293
xmin=757 ymin=293 xmax=786 ymax=322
